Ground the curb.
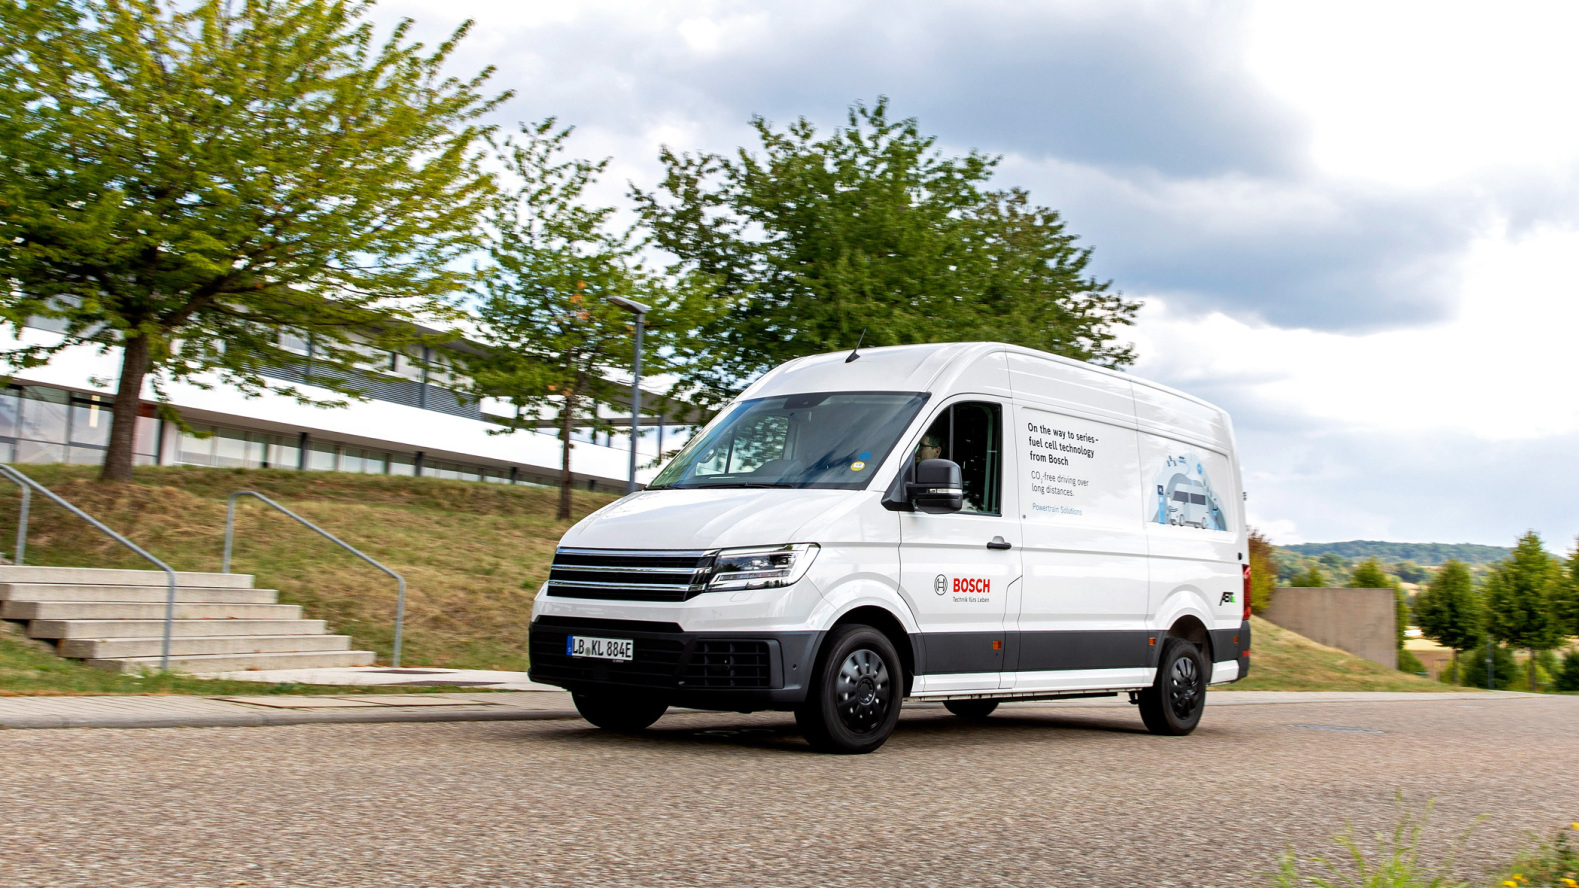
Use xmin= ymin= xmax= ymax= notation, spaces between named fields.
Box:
xmin=0 ymin=707 xmax=581 ymax=731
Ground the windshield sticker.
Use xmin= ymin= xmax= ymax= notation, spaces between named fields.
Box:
xmin=850 ymin=461 xmax=865 ymax=471
xmin=1151 ymin=450 xmax=1228 ymax=531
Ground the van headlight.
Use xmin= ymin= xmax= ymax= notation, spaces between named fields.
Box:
xmin=706 ymin=543 xmax=820 ymax=591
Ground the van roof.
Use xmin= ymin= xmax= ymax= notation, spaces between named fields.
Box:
xmin=741 ymin=341 xmax=1228 ymax=420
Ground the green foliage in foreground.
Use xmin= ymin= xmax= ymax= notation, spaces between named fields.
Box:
xmin=1269 ymin=801 xmax=1579 ymax=888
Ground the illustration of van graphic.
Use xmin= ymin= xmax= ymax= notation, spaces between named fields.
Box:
xmin=1153 ymin=454 xmax=1227 ymax=531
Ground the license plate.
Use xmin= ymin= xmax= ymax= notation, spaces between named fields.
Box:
xmin=566 ymin=635 xmax=634 ymax=661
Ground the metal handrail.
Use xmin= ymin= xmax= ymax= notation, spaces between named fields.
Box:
xmin=222 ymin=490 xmax=408 ymax=667
xmin=0 ymin=464 xmax=180 ymax=670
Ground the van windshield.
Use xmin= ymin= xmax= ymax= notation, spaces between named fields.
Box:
xmin=649 ymin=392 xmax=929 ymax=490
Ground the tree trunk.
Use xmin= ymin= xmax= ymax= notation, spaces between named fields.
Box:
xmin=1529 ymin=648 xmax=1539 ymax=691
xmin=1450 ymin=649 xmax=1459 ymax=685
xmin=100 ymin=335 xmax=151 ymax=482
xmin=556 ymin=390 xmax=578 ymax=521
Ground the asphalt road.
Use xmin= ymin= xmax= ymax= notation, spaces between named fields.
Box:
xmin=2 ymin=694 xmax=1575 ymax=888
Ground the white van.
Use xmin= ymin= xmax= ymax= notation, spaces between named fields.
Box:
xmin=529 ymin=343 xmax=1251 ymax=753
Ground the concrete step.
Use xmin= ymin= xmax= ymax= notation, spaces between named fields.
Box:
xmin=0 ymin=584 xmax=278 ymax=605
xmin=59 ymin=634 xmax=355 ymax=659
xmin=28 ymin=618 xmax=329 ymax=640
xmin=2 ymin=601 xmax=301 ymax=621
xmin=89 ymin=649 xmax=377 ymax=674
xmin=0 ymin=566 xmax=254 ymax=588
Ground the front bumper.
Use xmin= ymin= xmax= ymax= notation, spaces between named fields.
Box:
xmin=528 ymin=615 xmax=822 ymax=711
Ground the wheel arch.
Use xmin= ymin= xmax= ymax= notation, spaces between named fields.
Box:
xmin=829 ymin=605 xmax=917 ymax=697
xmin=1166 ymin=613 xmax=1214 ymax=664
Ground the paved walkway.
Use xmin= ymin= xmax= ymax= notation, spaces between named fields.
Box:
xmin=201 ymin=664 xmax=558 ymax=691
xmin=0 ymin=688 xmax=1525 ymax=730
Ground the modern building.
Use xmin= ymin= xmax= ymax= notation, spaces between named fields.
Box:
xmin=0 ymin=322 xmax=697 ymax=489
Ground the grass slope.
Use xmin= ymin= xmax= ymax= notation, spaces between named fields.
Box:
xmin=1226 ymin=615 xmax=1455 ymax=692
xmin=0 ymin=465 xmax=618 ymax=680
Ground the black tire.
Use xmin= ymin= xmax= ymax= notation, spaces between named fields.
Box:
xmin=944 ymin=699 xmax=999 ymax=720
xmin=572 ymin=691 xmax=668 ymax=732
xmin=795 ymin=624 xmax=903 ymax=754
xmin=1138 ymin=638 xmax=1207 ymax=736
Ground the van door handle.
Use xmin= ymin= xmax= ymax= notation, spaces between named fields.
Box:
xmin=986 ymin=536 xmax=1013 ymax=550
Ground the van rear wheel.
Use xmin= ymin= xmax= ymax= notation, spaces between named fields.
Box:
xmin=795 ymin=624 xmax=903 ymax=754
xmin=1138 ymin=638 xmax=1207 ymax=735
xmin=944 ymin=699 xmax=999 ymax=720
xmin=572 ymin=691 xmax=668 ymax=732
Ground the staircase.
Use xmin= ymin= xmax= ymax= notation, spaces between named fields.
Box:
xmin=0 ymin=566 xmax=376 ymax=673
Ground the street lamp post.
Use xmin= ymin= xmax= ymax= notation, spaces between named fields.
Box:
xmin=607 ymin=296 xmax=650 ymax=494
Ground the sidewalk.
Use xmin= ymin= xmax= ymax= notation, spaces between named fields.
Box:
xmin=0 ymin=690 xmax=578 ymax=730
xmin=0 ymin=687 xmax=1534 ymax=731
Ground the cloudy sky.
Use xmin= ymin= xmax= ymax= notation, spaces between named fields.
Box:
xmin=378 ymin=0 xmax=1579 ymax=548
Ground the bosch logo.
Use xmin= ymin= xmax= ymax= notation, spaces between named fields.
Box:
xmin=934 ymin=574 xmax=947 ymax=595
xmin=953 ymin=577 xmax=991 ymax=594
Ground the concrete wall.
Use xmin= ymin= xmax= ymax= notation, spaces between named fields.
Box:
xmin=1263 ymin=587 xmax=1398 ymax=670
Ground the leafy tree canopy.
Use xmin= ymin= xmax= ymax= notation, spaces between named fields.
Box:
xmin=635 ymin=97 xmax=1138 ymax=406
xmin=467 ymin=121 xmax=718 ymax=519
xmin=1414 ymin=560 xmax=1483 ymax=653
xmin=1289 ymin=565 xmax=1327 ymax=588
xmin=1346 ymin=558 xmax=1396 ymax=589
xmin=0 ymin=0 xmax=506 ymax=478
xmin=1482 ymin=531 xmax=1564 ymax=691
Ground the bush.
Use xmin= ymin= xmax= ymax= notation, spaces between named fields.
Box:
xmin=1553 ymin=650 xmax=1579 ymax=692
xmin=1459 ymin=642 xmax=1517 ymax=690
xmin=1398 ymin=649 xmax=1426 ymax=675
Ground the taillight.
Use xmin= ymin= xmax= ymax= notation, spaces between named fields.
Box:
xmin=1242 ymin=563 xmax=1253 ymax=621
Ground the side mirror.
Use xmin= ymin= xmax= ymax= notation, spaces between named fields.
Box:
xmin=908 ymin=459 xmax=963 ymax=514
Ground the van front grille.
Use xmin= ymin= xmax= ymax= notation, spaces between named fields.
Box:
xmin=545 ymin=548 xmax=717 ymax=602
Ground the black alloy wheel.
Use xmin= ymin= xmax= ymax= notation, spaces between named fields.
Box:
xmin=572 ymin=691 xmax=669 ymax=732
xmin=796 ymin=624 xmax=904 ymax=754
xmin=1138 ymin=637 xmax=1208 ymax=736
xmin=944 ymin=699 xmax=1000 ymax=720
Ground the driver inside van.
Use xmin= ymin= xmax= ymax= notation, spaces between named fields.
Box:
xmin=914 ymin=433 xmax=943 ymax=464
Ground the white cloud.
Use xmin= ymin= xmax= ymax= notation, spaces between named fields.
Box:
xmin=1247 ymin=1 xmax=1579 ymax=186
xmin=1132 ymin=224 xmax=1579 ymax=440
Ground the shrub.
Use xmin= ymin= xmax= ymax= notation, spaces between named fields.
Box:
xmin=1459 ymin=642 xmax=1517 ymax=690
xmin=1398 ymin=649 xmax=1426 ymax=675
xmin=1556 ymin=651 xmax=1579 ymax=693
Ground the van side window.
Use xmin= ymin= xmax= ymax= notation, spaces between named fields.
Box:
xmin=915 ymin=402 xmax=1001 ymax=515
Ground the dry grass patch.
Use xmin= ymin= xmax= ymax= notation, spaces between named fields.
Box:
xmin=1227 ymin=615 xmax=1458 ymax=692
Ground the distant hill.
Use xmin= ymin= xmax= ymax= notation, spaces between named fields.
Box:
xmin=1279 ymin=540 xmax=1512 ymax=566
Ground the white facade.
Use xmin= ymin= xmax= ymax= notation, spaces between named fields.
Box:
xmin=0 ymin=326 xmax=685 ymax=489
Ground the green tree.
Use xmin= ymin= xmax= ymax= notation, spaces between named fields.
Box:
xmin=0 ymin=0 xmax=505 ymax=479
xmin=1289 ymin=565 xmax=1327 ymax=588
xmin=1392 ymin=561 xmax=1429 ymax=584
xmin=468 ymin=121 xmax=717 ymax=520
xmin=1319 ymin=552 xmax=1348 ymax=572
xmin=1412 ymin=560 xmax=1483 ymax=684
xmin=1247 ymin=528 xmax=1277 ymax=613
xmin=1482 ymin=531 xmax=1565 ymax=692
xmin=1552 ymin=538 xmax=1579 ymax=638
xmin=635 ymin=97 xmax=1138 ymax=406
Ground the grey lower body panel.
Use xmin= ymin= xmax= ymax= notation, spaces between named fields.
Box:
xmin=915 ymin=622 xmax=1251 ymax=680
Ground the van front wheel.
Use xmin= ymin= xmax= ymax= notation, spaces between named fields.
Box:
xmin=795 ymin=625 xmax=903 ymax=754
xmin=1138 ymin=638 xmax=1207 ymax=735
